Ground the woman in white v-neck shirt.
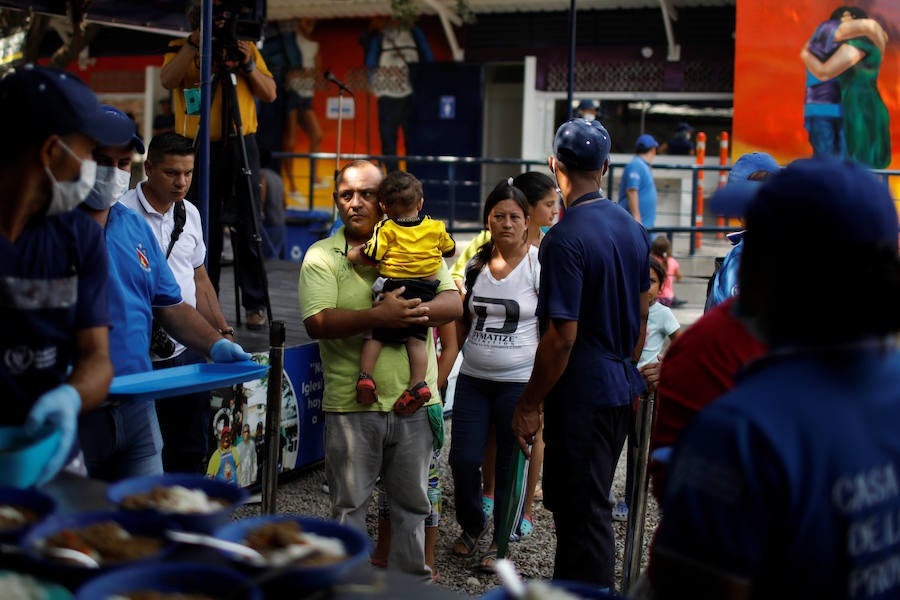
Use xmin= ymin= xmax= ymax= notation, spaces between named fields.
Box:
xmin=450 ymin=180 xmax=540 ymax=569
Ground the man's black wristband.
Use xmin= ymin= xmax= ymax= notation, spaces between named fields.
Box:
xmin=242 ymin=58 xmax=256 ymax=74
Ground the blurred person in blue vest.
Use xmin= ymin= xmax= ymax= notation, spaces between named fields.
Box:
xmin=652 ymin=158 xmax=900 ymax=598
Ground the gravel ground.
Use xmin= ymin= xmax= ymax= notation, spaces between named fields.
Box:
xmin=232 ymin=305 xmax=700 ymax=597
xmin=234 ymin=421 xmax=658 ymax=598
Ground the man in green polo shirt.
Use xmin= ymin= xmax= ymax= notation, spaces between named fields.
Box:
xmin=298 ymin=159 xmax=461 ymax=581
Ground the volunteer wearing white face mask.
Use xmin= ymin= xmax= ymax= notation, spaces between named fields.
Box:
xmin=0 ymin=65 xmax=134 ymax=485
xmin=46 ymin=139 xmax=98 ymax=215
xmin=77 ymin=107 xmax=251 ymax=482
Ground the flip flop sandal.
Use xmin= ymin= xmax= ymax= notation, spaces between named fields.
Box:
xmin=394 ymin=381 xmax=431 ymax=415
xmin=356 ymin=373 xmax=378 ymax=406
xmin=452 ymin=524 xmax=489 ymax=557
xmin=510 ymin=515 xmax=534 ymax=542
xmin=519 ymin=515 xmax=534 ymax=537
xmin=477 ymin=548 xmax=499 ymax=573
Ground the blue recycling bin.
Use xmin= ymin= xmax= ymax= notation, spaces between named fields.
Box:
xmin=284 ymin=209 xmax=332 ymax=262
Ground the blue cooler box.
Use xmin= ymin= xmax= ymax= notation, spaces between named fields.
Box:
xmin=284 ymin=209 xmax=332 ymax=262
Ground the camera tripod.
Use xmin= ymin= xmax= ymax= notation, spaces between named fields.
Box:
xmin=208 ymin=65 xmax=273 ymax=328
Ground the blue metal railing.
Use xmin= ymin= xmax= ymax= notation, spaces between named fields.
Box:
xmin=274 ymin=151 xmax=900 ymax=256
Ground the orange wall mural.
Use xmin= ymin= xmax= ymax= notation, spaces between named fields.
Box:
xmin=733 ymin=0 xmax=899 ymax=196
xmin=278 ymin=18 xmax=452 ymax=210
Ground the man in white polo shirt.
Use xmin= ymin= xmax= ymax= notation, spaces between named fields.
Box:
xmin=120 ymin=131 xmax=235 ymax=474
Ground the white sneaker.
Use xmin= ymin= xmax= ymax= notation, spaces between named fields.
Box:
xmin=612 ymin=501 xmax=629 ymax=522
xmin=288 ymin=191 xmax=308 ymax=205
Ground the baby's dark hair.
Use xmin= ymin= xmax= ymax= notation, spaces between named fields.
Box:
xmin=650 ymin=255 xmax=668 ymax=287
xmin=651 ymin=235 xmax=672 ymax=258
xmin=377 ymin=170 xmax=423 ymax=211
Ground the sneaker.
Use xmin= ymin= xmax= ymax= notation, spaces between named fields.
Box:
xmin=670 ymin=297 xmax=688 ymax=308
xmin=612 ymin=501 xmax=629 ymax=522
xmin=287 ymin=191 xmax=308 ymax=206
xmin=356 ymin=373 xmax=378 ymax=406
xmin=393 ymin=381 xmax=431 ymax=415
xmin=246 ymin=308 xmax=266 ymax=331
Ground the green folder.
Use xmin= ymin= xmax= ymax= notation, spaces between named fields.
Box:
xmin=496 ymin=446 xmax=530 ymax=559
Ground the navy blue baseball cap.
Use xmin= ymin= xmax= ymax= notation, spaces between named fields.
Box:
xmin=553 ymin=118 xmax=611 ymax=172
xmin=0 ymin=65 xmax=134 ymax=147
xmin=748 ymin=158 xmax=897 ymax=248
xmin=99 ymin=105 xmax=144 ymax=154
xmin=576 ymin=99 xmax=596 ymax=112
xmin=722 ymin=158 xmax=897 ymax=248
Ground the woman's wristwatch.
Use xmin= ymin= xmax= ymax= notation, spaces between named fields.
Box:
xmin=218 ymin=327 xmax=235 ymax=337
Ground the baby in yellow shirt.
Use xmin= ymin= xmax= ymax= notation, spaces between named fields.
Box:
xmin=348 ymin=171 xmax=455 ymax=413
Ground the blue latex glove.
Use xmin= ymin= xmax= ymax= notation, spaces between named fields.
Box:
xmin=210 ymin=338 xmax=252 ymax=363
xmin=25 ymin=384 xmax=81 ymax=485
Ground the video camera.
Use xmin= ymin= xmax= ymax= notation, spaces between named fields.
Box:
xmin=189 ymin=0 xmax=265 ymax=66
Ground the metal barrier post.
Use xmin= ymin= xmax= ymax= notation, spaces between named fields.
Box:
xmin=623 ymin=391 xmax=657 ymax=592
xmin=694 ymin=133 xmax=706 ymax=249
xmin=308 ymin=155 xmax=316 ymax=210
xmin=447 ymin=162 xmax=457 ymax=233
xmin=261 ymin=320 xmax=286 ymax=515
xmin=689 ymin=168 xmax=699 ymax=256
xmin=716 ymin=132 xmax=729 ymax=238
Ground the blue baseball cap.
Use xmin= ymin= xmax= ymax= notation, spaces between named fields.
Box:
xmin=576 ymin=99 xmax=595 ymax=112
xmin=99 ymin=105 xmax=144 ymax=154
xmin=553 ymin=118 xmax=611 ymax=172
xmin=729 ymin=152 xmax=779 ymax=184
xmin=636 ymin=133 xmax=659 ymax=149
xmin=0 ymin=65 xmax=135 ymax=147
xmin=747 ymin=158 xmax=897 ymax=248
xmin=710 ymin=152 xmax=782 ymax=217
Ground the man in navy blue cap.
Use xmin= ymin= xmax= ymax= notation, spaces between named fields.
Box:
xmin=513 ymin=118 xmax=650 ymax=590
xmin=0 ymin=65 xmax=134 ymax=484
xmin=652 ymin=158 xmax=900 ymax=598
xmin=618 ymin=132 xmax=660 ymax=228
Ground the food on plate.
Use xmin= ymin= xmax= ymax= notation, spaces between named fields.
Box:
xmin=44 ymin=521 xmax=163 ymax=566
xmin=0 ymin=504 xmax=39 ymax=531
xmin=244 ymin=520 xmax=346 ymax=567
xmin=120 ymin=485 xmax=228 ymax=514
